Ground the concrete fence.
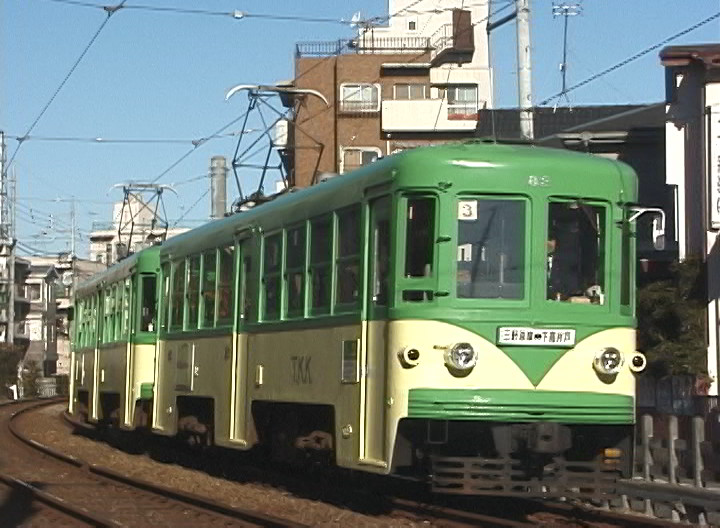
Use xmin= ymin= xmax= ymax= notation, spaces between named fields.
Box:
xmin=606 ymin=412 xmax=720 ymax=525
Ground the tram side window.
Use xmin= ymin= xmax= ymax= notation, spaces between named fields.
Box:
xmin=263 ymin=234 xmax=282 ymax=321
xmin=310 ymin=216 xmax=332 ymax=314
xmin=170 ymin=260 xmax=186 ymax=332
xmin=82 ymin=300 xmax=89 ymax=346
xmin=547 ymin=201 xmax=606 ymax=304
xmin=91 ymin=295 xmax=98 ymax=344
xmin=186 ymin=256 xmax=201 ymax=329
xmin=140 ymin=275 xmax=157 ymax=332
xmin=76 ymin=300 xmax=84 ymax=347
xmin=116 ymin=285 xmax=124 ymax=339
xmin=621 ymin=219 xmax=632 ymax=307
xmin=371 ymin=207 xmax=390 ymax=306
xmin=201 ymin=251 xmax=217 ymax=328
xmin=112 ymin=286 xmax=119 ymax=341
xmin=84 ymin=301 xmax=90 ymax=345
xmin=457 ymin=198 xmax=525 ymax=299
xmin=123 ymin=278 xmax=131 ymax=336
xmin=217 ymin=245 xmax=235 ymax=326
xmin=336 ymin=206 xmax=361 ymax=309
xmin=286 ymin=226 xmax=306 ymax=318
xmin=241 ymin=255 xmax=253 ymax=322
xmin=104 ymin=288 xmax=114 ymax=342
xmin=160 ymin=263 xmax=170 ymax=331
xmin=405 ymin=197 xmax=435 ymax=278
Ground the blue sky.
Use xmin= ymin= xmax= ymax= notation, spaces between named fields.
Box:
xmin=2 ymin=0 xmax=719 ymax=257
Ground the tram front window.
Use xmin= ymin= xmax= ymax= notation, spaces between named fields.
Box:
xmin=456 ymin=198 xmax=525 ymax=299
xmin=547 ymin=201 xmax=605 ymax=303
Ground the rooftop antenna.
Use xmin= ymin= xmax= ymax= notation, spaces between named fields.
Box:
xmin=552 ymin=2 xmax=582 ymax=110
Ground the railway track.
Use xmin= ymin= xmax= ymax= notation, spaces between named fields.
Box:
xmin=1 ymin=399 xmax=306 ymax=527
xmin=8 ymin=399 xmax=686 ymax=527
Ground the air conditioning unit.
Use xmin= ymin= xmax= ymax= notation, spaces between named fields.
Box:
xmin=274 ymin=119 xmax=288 ymax=149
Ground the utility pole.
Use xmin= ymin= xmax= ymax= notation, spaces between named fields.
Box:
xmin=0 ymin=132 xmax=15 ymax=345
xmin=8 ymin=168 xmax=15 ymax=346
xmin=516 ymin=0 xmax=534 ymax=140
xmin=70 ymin=198 xmax=76 ymax=258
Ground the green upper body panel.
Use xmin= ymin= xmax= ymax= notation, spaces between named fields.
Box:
xmin=158 ymin=141 xmax=637 ymax=262
xmin=74 ymin=245 xmax=161 ymax=299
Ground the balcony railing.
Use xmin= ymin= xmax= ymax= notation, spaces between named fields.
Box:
xmin=430 ymin=24 xmax=454 ymax=61
xmin=429 ymin=11 xmax=475 ymax=64
xmin=296 ymin=37 xmax=431 ymax=58
xmin=339 ymin=100 xmax=380 ymax=113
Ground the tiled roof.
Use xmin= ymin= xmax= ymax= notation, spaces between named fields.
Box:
xmin=475 ymin=104 xmax=665 ymax=141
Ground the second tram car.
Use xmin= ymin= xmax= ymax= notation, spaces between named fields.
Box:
xmin=70 ymin=246 xmax=160 ymax=429
xmin=71 ymin=141 xmax=650 ymax=497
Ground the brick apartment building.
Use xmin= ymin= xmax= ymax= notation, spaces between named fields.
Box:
xmin=288 ymin=0 xmax=493 ymax=187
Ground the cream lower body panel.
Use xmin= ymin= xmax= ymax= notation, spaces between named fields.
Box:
xmin=244 ymin=324 xmax=364 ymax=467
xmin=70 ymin=348 xmax=95 ymax=418
xmin=93 ymin=343 xmax=156 ymax=429
xmin=152 ymin=335 xmax=233 ymax=441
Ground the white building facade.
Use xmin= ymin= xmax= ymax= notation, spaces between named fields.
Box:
xmin=662 ymin=44 xmax=720 ymax=395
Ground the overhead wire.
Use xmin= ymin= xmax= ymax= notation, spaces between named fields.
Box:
xmin=538 ymin=10 xmax=720 ymax=106
xmin=41 ymin=0 xmax=360 ymax=24
xmin=149 ymin=110 xmax=250 ymax=185
xmin=3 ymin=0 xmax=128 ymax=179
xmin=172 ymin=189 xmax=210 ymax=228
xmin=16 ymin=240 xmax=62 ymax=256
xmin=16 ymin=201 xmax=76 ymax=233
xmin=3 ymin=130 xmax=257 ymax=145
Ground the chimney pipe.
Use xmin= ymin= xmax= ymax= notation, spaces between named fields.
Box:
xmin=210 ymin=156 xmax=227 ymax=220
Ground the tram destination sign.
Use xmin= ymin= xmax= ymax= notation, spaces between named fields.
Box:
xmin=497 ymin=327 xmax=576 ymax=347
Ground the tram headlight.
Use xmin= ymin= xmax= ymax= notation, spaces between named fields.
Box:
xmin=593 ymin=347 xmax=624 ymax=376
xmin=444 ymin=343 xmax=477 ymax=371
xmin=629 ymin=352 xmax=647 ymax=373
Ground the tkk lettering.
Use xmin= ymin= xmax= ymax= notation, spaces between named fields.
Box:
xmin=291 ymin=356 xmax=312 ymax=385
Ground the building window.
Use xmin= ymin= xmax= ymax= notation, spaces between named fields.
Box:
xmin=408 ymin=17 xmax=418 ymax=31
xmin=394 ymin=83 xmax=427 ymax=100
xmin=446 ymin=85 xmax=479 ymax=119
xmin=340 ymin=83 xmax=380 ymax=112
xmin=28 ymin=283 xmax=41 ymax=301
xmin=105 ymin=243 xmax=112 ymax=265
xmin=340 ymin=147 xmax=381 ymax=174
